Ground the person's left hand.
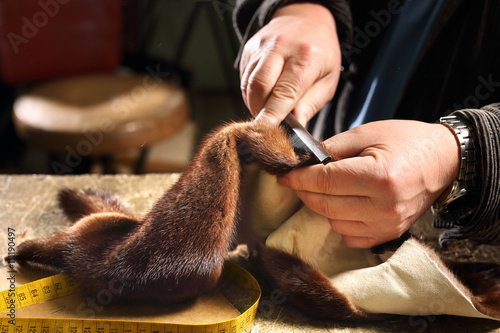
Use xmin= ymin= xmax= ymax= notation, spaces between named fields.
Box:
xmin=278 ymin=120 xmax=460 ymax=248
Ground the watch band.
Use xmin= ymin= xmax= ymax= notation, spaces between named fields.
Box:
xmin=432 ymin=115 xmax=479 ymax=216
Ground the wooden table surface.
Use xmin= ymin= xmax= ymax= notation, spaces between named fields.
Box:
xmin=1 ymin=174 xmax=499 ymax=332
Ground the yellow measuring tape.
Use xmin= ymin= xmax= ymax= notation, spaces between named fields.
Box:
xmin=0 ymin=262 xmax=260 ymax=333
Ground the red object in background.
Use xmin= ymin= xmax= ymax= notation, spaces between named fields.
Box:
xmin=0 ymin=0 xmax=122 ymax=85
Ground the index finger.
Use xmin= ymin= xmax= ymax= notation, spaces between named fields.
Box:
xmin=278 ymin=156 xmax=379 ymax=196
xmin=255 ymin=53 xmax=318 ymax=125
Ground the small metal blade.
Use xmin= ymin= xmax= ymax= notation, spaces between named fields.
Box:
xmin=282 ymin=113 xmax=332 ymax=165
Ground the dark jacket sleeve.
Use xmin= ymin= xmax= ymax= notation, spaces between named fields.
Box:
xmin=233 ymin=0 xmax=353 ymax=65
xmin=436 ymin=104 xmax=500 ymax=245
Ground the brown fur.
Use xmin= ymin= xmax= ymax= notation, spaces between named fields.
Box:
xmin=14 ymin=122 xmax=312 ymax=304
xmin=57 ymin=189 xmax=130 ymax=223
xmin=410 ymin=240 xmax=500 ymax=319
xmin=256 ymin=246 xmax=381 ymax=321
xmin=13 ymin=121 xmax=499 ymax=321
xmin=446 ymin=262 xmax=500 ymax=318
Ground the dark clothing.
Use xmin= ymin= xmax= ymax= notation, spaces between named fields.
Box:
xmin=233 ymin=0 xmax=500 ymax=245
xmin=443 ymin=105 xmax=500 ymax=244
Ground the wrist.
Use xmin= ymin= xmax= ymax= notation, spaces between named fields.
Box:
xmin=433 ymin=122 xmax=461 ymax=196
xmin=432 ymin=116 xmax=480 ymax=217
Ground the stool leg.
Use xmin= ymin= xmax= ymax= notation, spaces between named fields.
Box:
xmin=133 ymin=148 xmax=149 ymax=174
xmin=50 ymin=153 xmax=92 ymax=175
xmin=100 ymin=155 xmax=117 ymax=174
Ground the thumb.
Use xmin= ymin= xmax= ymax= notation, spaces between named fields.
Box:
xmin=255 ymin=83 xmax=297 ymax=125
xmin=323 ymin=126 xmax=375 ymax=159
xmin=254 ymin=107 xmax=287 ymax=126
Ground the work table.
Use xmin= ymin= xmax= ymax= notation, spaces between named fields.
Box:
xmin=1 ymin=174 xmax=499 ymax=332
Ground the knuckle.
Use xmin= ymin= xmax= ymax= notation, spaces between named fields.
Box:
xmin=247 ymin=74 xmax=270 ymax=95
xmin=393 ymin=203 xmax=408 ymax=220
xmin=240 ymin=83 xmax=247 ymax=95
xmin=272 ymin=79 xmax=300 ymax=102
xmin=375 ymin=202 xmax=403 ymax=226
xmin=342 ymin=236 xmax=355 ymax=247
xmin=377 ymin=167 xmax=397 ymax=189
xmin=295 ymin=42 xmax=318 ymax=63
xmin=318 ymin=196 xmax=336 ymax=220
xmin=303 ymin=96 xmax=322 ymax=114
xmin=375 ymin=207 xmax=410 ymax=240
xmin=373 ymin=165 xmax=401 ymax=198
xmin=324 ymin=76 xmax=339 ymax=96
xmin=328 ymin=219 xmax=338 ymax=231
xmin=316 ymin=167 xmax=334 ymax=194
xmin=286 ymin=172 xmax=304 ymax=191
xmin=248 ymin=34 xmax=286 ymax=57
xmin=386 ymin=201 xmax=408 ymax=221
xmin=239 ymin=57 xmax=249 ymax=75
xmin=267 ymin=34 xmax=286 ymax=50
xmin=286 ymin=174 xmax=299 ymax=189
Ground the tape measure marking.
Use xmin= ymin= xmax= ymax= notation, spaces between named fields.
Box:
xmin=0 ymin=262 xmax=260 ymax=333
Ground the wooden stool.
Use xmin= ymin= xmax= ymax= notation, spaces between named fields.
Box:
xmin=13 ymin=74 xmax=190 ymax=174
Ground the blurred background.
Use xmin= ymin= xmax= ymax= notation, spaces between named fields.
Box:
xmin=0 ymin=0 xmax=247 ymax=174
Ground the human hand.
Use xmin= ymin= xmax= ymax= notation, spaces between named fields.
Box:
xmin=239 ymin=3 xmax=341 ymax=126
xmin=278 ymin=120 xmax=461 ymax=248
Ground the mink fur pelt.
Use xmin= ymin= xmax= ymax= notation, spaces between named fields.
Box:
xmin=13 ymin=121 xmax=367 ymax=319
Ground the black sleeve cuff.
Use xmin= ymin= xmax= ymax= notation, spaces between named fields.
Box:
xmin=435 ymin=104 xmax=500 ymax=246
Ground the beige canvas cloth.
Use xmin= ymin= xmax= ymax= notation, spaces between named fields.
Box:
xmin=249 ymin=171 xmax=499 ymax=320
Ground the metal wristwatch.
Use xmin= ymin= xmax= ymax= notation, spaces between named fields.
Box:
xmin=431 ymin=115 xmax=478 ymax=216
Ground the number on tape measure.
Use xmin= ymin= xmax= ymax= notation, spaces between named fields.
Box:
xmin=1 ymin=275 xmax=80 ymax=313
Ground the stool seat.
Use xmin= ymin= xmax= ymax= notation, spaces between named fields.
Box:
xmin=13 ymin=74 xmax=189 ymax=156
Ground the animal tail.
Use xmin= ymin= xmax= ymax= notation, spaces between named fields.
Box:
xmin=234 ymin=122 xmax=312 ymax=173
xmin=57 ymin=188 xmax=130 ymax=223
xmin=130 ymin=121 xmax=315 ymax=303
xmin=12 ymin=121 xmax=320 ymax=305
xmin=258 ymin=246 xmax=381 ymax=321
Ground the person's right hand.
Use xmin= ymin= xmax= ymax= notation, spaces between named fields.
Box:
xmin=278 ymin=120 xmax=461 ymax=248
xmin=239 ymin=3 xmax=342 ymax=126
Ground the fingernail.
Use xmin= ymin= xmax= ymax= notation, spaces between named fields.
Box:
xmin=254 ymin=111 xmax=281 ymax=126
xmin=254 ymin=110 xmax=265 ymax=122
